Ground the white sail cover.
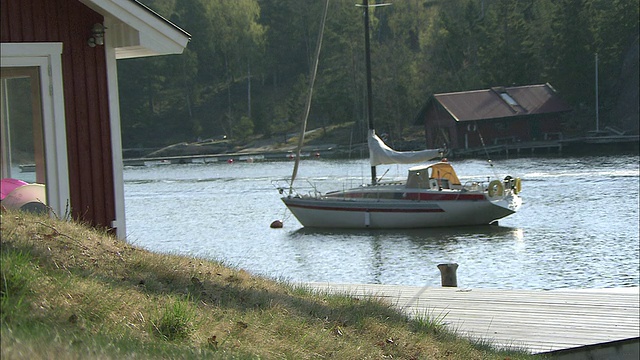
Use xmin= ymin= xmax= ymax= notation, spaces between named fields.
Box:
xmin=368 ymin=129 xmax=441 ymax=166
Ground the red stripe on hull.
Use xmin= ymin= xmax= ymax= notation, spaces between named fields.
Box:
xmin=411 ymin=193 xmax=485 ymax=201
xmin=285 ymin=203 xmax=445 ymax=213
xmin=328 ymin=192 xmax=486 ymax=201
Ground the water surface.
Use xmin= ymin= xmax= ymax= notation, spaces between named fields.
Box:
xmin=124 ymin=155 xmax=639 ymax=290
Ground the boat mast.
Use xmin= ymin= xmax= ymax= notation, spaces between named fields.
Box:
xmin=595 ymin=52 xmax=600 ymax=132
xmin=363 ymin=0 xmax=377 ymax=184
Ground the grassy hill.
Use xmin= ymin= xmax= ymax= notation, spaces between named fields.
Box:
xmin=1 ymin=210 xmax=537 ymax=359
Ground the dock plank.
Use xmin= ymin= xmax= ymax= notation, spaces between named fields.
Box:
xmin=306 ymin=283 xmax=639 ymax=354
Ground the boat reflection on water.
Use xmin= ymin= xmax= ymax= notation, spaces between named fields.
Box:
xmin=285 ymin=224 xmax=526 ymax=287
xmin=288 ymin=224 xmax=524 ymax=244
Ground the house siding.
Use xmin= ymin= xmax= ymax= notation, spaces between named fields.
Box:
xmin=1 ymin=0 xmax=116 ymax=231
xmin=424 ymin=101 xmax=457 ymax=149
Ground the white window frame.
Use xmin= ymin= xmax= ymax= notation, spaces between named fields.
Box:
xmin=1 ymin=43 xmax=70 ymax=217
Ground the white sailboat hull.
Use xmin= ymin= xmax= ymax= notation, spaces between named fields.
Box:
xmin=282 ymin=188 xmax=521 ymax=229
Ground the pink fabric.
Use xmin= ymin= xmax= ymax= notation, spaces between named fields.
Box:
xmin=1 ymin=178 xmax=28 ymax=200
xmin=1 ymin=183 xmax=46 ymax=209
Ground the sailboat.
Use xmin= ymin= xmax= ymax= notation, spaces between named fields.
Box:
xmin=280 ymin=0 xmax=522 ymax=229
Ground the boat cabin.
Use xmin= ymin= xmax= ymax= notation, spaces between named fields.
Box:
xmin=406 ymin=162 xmax=462 ymax=190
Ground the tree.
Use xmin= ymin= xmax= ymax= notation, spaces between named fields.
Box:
xmin=232 ymin=116 xmax=255 ymax=143
xmin=477 ymin=0 xmax=543 ymax=86
xmin=117 ymin=0 xmax=639 ymax=151
xmin=547 ymin=0 xmax=594 ymax=107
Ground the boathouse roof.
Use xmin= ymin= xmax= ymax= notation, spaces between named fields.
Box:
xmin=421 ymin=83 xmax=572 ymax=123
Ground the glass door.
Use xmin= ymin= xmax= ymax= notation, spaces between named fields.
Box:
xmin=1 ymin=67 xmax=47 ymax=207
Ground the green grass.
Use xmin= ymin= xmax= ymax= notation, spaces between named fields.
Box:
xmin=151 ymin=294 xmax=197 ymax=341
xmin=1 ymin=210 xmax=541 ymax=359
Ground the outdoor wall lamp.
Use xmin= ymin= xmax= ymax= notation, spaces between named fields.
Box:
xmin=88 ymin=23 xmax=105 ymax=47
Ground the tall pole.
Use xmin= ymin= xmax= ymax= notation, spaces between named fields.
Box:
xmin=363 ymin=0 xmax=377 ymax=184
xmin=289 ymin=0 xmax=330 ymax=195
xmin=595 ymin=53 xmax=599 ymax=132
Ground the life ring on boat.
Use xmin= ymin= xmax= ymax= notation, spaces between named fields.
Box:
xmin=513 ymin=178 xmax=522 ymax=194
xmin=488 ymin=180 xmax=504 ymax=197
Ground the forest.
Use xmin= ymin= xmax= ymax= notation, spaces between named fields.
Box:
xmin=117 ymin=0 xmax=639 ymax=150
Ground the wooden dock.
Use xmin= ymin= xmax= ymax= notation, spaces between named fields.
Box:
xmin=306 ymin=283 xmax=639 ymax=355
xmin=453 ymin=134 xmax=639 ymax=158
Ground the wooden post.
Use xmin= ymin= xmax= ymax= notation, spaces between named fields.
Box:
xmin=438 ymin=263 xmax=458 ymax=287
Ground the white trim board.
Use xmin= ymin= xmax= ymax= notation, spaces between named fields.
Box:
xmin=1 ymin=43 xmax=71 ymax=218
xmin=79 ymin=0 xmax=190 ymax=59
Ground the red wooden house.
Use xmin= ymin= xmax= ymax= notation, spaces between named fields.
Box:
xmin=417 ymin=84 xmax=572 ymax=151
xmin=1 ymin=0 xmax=190 ymax=239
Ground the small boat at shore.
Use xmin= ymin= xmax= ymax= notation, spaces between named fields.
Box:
xmin=19 ymin=164 xmax=36 ymax=173
xmin=279 ymin=0 xmax=521 ymax=229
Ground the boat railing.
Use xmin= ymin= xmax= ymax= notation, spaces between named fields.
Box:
xmin=369 ymin=180 xmax=405 ymax=187
xmin=466 ymin=177 xmax=521 ymax=198
xmin=272 ymin=179 xmax=323 ymax=198
xmin=462 ymin=181 xmax=484 ymax=192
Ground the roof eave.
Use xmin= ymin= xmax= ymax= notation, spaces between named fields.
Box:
xmin=433 ymin=96 xmax=461 ymax=122
xmin=79 ymin=0 xmax=190 ymax=59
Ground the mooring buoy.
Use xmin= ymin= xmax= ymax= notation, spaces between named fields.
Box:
xmin=270 ymin=220 xmax=283 ymax=228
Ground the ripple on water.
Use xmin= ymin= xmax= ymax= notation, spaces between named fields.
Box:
xmin=124 ymin=155 xmax=640 ymax=290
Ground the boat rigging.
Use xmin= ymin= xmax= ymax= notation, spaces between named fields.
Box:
xmin=278 ymin=0 xmax=522 ymax=229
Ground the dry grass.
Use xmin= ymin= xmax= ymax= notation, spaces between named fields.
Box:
xmin=1 ymin=210 xmax=539 ymax=359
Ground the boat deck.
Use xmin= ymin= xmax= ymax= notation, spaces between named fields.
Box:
xmin=305 ymin=283 xmax=639 ymax=355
